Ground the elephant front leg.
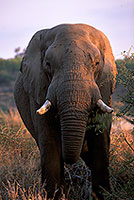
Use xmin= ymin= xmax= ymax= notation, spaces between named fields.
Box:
xmin=87 ymin=132 xmax=110 ymax=200
xmin=40 ymin=144 xmax=65 ymax=199
xmin=81 ymin=112 xmax=112 ymax=200
xmin=38 ymin=119 xmax=66 ymax=199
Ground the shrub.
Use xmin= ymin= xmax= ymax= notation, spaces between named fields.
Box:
xmin=116 ymin=49 xmax=134 ymax=123
xmin=0 ymin=58 xmax=21 ymax=85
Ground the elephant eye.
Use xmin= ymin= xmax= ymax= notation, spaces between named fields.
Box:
xmin=46 ymin=61 xmax=51 ymax=67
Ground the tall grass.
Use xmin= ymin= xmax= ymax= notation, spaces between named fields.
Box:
xmin=0 ymin=109 xmax=42 ymax=199
xmin=0 ymin=109 xmax=134 ymax=199
xmin=106 ymin=117 xmax=134 ymax=200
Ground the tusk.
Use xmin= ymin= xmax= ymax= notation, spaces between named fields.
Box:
xmin=36 ymin=100 xmax=52 ymax=115
xmin=97 ymin=99 xmax=113 ymax=113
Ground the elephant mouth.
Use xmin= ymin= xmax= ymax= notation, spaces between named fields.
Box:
xmin=36 ymin=97 xmax=113 ymax=163
xmin=36 ymin=99 xmax=113 ymax=115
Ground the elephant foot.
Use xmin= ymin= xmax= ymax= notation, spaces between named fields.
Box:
xmin=92 ymin=189 xmax=105 ymax=200
xmin=53 ymin=186 xmax=67 ymax=200
xmin=92 ymin=190 xmax=99 ymax=200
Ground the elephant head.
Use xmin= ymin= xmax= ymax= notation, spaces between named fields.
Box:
xmin=20 ymin=24 xmax=116 ymax=164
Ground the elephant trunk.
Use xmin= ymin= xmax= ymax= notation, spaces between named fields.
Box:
xmin=60 ymin=113 xmax=88 ymax=164
xmin=56 ymin=79 xmax=91 ymax=164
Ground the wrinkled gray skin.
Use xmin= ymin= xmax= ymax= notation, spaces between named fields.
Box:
xmin=14 ymin=24 xmax=117 ymax=200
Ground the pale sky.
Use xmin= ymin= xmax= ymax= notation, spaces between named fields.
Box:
xmin=0 ymin=0 xmax=134 ymax=59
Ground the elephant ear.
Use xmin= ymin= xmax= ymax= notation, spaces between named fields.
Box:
xmin=97 ymin=34 xmax=117 ymax=104
xmin=20 ymin=29 xmax=49 ymax=105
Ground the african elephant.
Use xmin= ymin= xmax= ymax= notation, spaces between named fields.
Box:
xmin=14 ymin=24 xmax=117 ymax=199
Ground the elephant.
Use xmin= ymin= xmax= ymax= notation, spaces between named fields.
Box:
xmin=14 ymin=24 xmax=117 ymax=199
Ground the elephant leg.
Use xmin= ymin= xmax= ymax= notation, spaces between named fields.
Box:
xmin=14 ymin=72 xmax=39 ymax=146
xmin=37 ymin=115 xmax=66 ymax=199
xmin=81 ymin=113 xmax=112 ymax=199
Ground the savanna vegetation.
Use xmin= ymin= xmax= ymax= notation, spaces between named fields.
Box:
xmin=0 ymin=49 xmax=134 ymax=199
xmin=0 ymin=57 xmax=21 ymax=85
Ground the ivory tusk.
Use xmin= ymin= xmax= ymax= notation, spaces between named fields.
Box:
xmin=36 ymin=100 xmax=52 ymax=115
xmin=97 ymin=99 xmax=113 ymax=113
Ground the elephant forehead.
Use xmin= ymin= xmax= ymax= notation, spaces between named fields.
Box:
xmin=55 ymin=25 xmax=88 ymax=40
xmin=47 ymin=40 xmax=95 ymax=67
xmin=44 ymin=24 xmax=103 ymax=56
xmin=53 ymin=24 xmax=100 ymax=50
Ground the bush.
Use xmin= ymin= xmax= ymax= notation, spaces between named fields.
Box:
xmin=116 ymin=49 xmax=134 ymax=124
xmin=0 ymin=58 xmax=21 ymax=85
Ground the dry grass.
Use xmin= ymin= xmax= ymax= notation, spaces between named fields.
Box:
xmin=105 ymin=117 xmax=134 ymax=200
xmin=0 ymin=109 xmax=134 ymax=199
xmin=0 ymin=109 xmax=42 ymax=199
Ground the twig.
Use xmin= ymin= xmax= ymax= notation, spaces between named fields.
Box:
xmin=122 ymin=132 xmax=134 ymax=152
